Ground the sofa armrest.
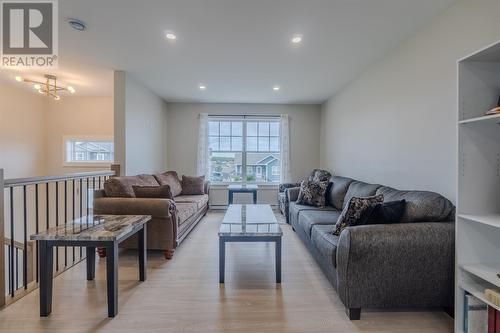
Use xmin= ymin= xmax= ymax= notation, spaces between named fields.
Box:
xmin=285 ymin=187 xmax=301 ymax=202
xmin=279 ymin=182 xmax=301 ymax=193
xmin=93 ymin=197 xmax=175 ymax=218
xmin=336 ymin=222 xmax=454 ymax=308
xmin=204 ymin=181 xmax=211 ymax=195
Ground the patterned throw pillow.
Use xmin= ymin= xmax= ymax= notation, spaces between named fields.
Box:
xmin=296 ymin=180 xmax=329 ymax=207
xmin=332 ymin=194 xmax=384 ymax=235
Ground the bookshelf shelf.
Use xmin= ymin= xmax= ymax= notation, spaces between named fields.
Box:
xmin=459 ymin=113 xmax=500 ymax=125
xmin=460 ymin=280 xmax=500 ymax=313
xmin=458 ymin=214 xmax=500 ymax=229
xmin=461 ymin=264 xmax=500 ymax=289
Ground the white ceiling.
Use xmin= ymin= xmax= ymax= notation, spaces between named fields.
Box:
xmin=2 ymin=0 xmax=456 ymax=103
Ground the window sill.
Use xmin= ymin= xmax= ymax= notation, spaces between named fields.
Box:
xmin=63 ymin=162 xmax=112 ymax=168
xmin=210 ymin=183 xmax=279 ymax=189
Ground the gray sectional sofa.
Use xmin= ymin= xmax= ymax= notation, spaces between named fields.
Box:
xmin=286 ymin=176 xmax=455 ymax=320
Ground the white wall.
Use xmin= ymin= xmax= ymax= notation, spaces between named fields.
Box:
xmin=166 ymin=102 xmax=321 ymax=207
xmin=320 ymin=0 xmax=500 ymax=202
xmin=114 ymin=71 xmax=168 ymax=175
xmin=0 ymin=84 xmax=47 ymax=179
xmin=44 ymin=96 xmax=114 ymax=175
xmin=166 ymin=103 xmax=321 ymax=182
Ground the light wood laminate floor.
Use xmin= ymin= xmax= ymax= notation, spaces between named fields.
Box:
xmin=0 ymin=211 xmax=453 ymax=333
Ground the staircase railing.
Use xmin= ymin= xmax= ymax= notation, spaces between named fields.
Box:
xmin=0 ymin=167 xmax=119 ymax=307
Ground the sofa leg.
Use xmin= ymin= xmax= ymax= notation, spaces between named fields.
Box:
xmin=97 ymin=247 xmax=106 ymax=258
xmin=163 ymin=249 xmax=175 ymax=260
xmin=345 ymin=307 xmax=361 ymax=320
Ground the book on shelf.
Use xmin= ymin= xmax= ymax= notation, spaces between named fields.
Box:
xmin=465 ymin=294 xmax=488 ymax=333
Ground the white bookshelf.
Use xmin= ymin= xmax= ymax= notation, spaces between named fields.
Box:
xmin=456 ymin=40 xmax=500 ymax=333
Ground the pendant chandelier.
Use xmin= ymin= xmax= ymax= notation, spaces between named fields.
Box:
xmin=15 ymin=74 xmax=76 ymax=100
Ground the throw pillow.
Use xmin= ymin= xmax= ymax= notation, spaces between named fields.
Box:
xmin=332 ymin=194 xmax=384 ymax=235
xmin=132 ymin=185 xmax=173 ymax=199
xmin=358 ymin=200 xmax=407 ymax=225
xmin=104 ymin=175 xmax=159 ymax=198
xmin=181 ymin=175 xmax=205 ymax=195
xmin=296 ymin=180 xmax=329 ymax=207
xmin=154 ymin=171 xmax=182 ymax=197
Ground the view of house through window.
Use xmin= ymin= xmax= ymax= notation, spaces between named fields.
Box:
xmin=65 ymin=138 xmax=114 ymax=164
xmin=209 ymin=118 xmax=281 ymax=183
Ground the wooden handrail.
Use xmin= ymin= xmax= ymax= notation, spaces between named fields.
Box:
xmin=3 ymin=237 xmax=34 ymax=251
xmin=4 ymin=170 xmax=115 ymax=187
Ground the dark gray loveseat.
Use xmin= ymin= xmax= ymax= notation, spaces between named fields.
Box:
xmin=286 ymin=176 xmax=455 ymax=320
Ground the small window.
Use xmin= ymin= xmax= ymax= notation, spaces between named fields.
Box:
xmin=272 ymin=165 xmax=279 ymax=176
xmin=256 ymin=166 xmax=262 ymax=176
xmin=64 ymin=137 xmax=114 ymax=165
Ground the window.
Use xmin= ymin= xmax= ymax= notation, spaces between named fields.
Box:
xmin=208 ymin=118 xmax=281 ymax=183
xmin=64 ymin=137 xmax=114 ymax=165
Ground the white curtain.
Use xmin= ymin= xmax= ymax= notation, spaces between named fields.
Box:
xmin=280 ymin=114 xmax=292 ymax=183
xmin=196 ymin=113 xmax=210 ymax=178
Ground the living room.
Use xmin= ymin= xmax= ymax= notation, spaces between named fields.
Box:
xmin=0 ymin=0 xmax=499 ymax=332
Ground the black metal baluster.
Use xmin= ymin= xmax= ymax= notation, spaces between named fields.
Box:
xmin=35 ymin=184 xmax=39 ymax=283
xmin=98 ymin=176 xmax=101 ymax=189
xmin=72 ymin=179 xmax=75 ymax=262
xmin=79 ymin=178 xmax=83 ymax=258
xmin=55 ymin=182 xmax=59 ymax=271
xmin=86 ymin=177 xmax=90 ymax=218
xmin=23 ymin=185 xmax=27 ymax=289
xmin=10 ymin=187 xmax=14 ymax=297
xmin=64 ymin=180 xmax=67 ymax=267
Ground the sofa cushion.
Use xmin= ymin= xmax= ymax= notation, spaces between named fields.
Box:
xmin=342 ymin=180 xmax=382 ymax=209
xmin=327 ymin=176 xmax=353 ymax=210
xmin=298 ymin=210 xmax=341 ymax=237
xmin=311 ymin=224 xmax=340 ymax=268
xmin=175 ymin=202 xmax=198 ymax=226
xmin=181 ymin=175 xmax=205 ymax=195
xmin=289 ymin=202 xmax=337 ymax=225
xmin=104 ymin=175 xmax=159 ymax=198
xmin=333 ymin=194 xmax=384 ymax=235
xmin=154 ymin=171 xmax=183 ymax=197
xmin=376 ymin=186 xmax=454 ymax=222
xmin=174 ymin=194 xmax=209 ymax=210
xmin=296 ymin=180 xmax=329 ymax=207
xmin=132 ymin=185 xmax=173 ymax=199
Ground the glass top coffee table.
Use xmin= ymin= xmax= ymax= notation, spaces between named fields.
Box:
xmin=218 ymin=204 xmax=282 ymax=283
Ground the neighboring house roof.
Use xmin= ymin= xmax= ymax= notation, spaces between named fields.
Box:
xmin=74 ymin=142 xmax=112 ymax=153
xmin=234 ymin=153 xmax=280 ymax=166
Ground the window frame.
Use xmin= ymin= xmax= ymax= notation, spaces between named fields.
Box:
xmin=62 ymin=135 xmax=114 ymax=168
xmin=208 ymin=116 xmax=281 ymax=185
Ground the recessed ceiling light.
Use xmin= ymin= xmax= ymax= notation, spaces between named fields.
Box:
xmin=166 ymin=32 xmax=177 ymax=40
xmin=273 ymin=86 xmax=280 ymax=91
xmin=15 ymin=76 xmax=22 ymax=82
xmin=67 ymin=18 xmax=87 ymax=31
xmin=199 ymin=85 xmax=206 ymax=90
xmin=33 ymin=84 xmax=41 ymax=90
xmin=291 ymin=34 xmax=302 ymax=44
